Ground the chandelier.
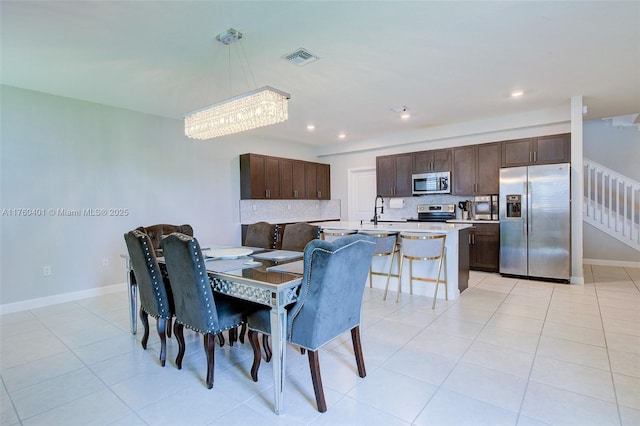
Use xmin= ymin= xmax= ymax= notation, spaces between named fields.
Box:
xmin=184 ymin=29 xmax=290 ymax=140
xmin=184 ymin=86 xmax=290 ymax=140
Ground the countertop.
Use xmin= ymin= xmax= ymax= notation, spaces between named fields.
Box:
xmin=314 ymin=220 xmax=473 ymax=233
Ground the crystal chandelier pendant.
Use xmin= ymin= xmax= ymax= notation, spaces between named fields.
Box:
xmin=184 ymin=86 xmax=290 ymax=140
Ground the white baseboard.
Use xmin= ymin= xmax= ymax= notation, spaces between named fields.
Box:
xmin=0 ymin=283 xmax=128 ymax=315
xmin=583 ymin=258 xmax=640 ymax=268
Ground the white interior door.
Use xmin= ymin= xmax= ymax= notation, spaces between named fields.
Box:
xmin=348 ymin=168 xmax=376 ymax=222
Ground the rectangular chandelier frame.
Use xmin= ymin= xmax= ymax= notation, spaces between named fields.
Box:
xmin=184 ymin=86 xmax=290 ymax=140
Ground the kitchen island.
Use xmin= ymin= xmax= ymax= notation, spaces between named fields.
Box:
xmin=314 ymin=221 xmax=472 ymax=302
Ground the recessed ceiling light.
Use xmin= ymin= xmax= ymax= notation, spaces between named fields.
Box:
xmin=338 ymin=132 xmax=346 ymax=139
xmin=400 ymin=111 xmax=411 ymax=120
xmin=306 ymin=124 xmax=315 ymax=131
xmin=511 ymin=90 xmax=524 ymax=98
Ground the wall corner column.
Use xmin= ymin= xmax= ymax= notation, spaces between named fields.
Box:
xmin=570 ymin=96 xmax=585 ymax=284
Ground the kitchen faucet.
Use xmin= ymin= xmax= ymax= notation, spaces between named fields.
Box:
xmin=373 ymin=195 xmax=384 ymax=225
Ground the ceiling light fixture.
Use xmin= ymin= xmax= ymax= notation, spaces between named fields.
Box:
xmin=510 ymin=90 xmax=524 ymax=98
xmin=391 ymin=105 xmax=411 ymax=119
xmin=306 ymin=124 xmax=316 ymax=131
xmin=184 ymin=29 xmax=290 ymax=140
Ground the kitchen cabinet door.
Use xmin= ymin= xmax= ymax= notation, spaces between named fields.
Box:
xmin=502 ymin=138 xmax=533 ymax=167
xmin=279 ymin=159 xmax=294 ymax=199
xmin=305 ymin=162 xmax=318 ymax=200
xmin=240 ymin=153 xmax=267 ymax=199
xmin=394 ymin=154 xmax=413 ymax=196
xmin=469 ymin=223 xmax=499 ymax=272
xmin=316 ymin=163 xmax=330 ymax=199
xmin=453 ymin=143 xmax=500 ymax=195
xmin=376 ymin=154 xmax=412 ymax=197
xmin=476 ymin=142 xmax=500 ymax=194
xmin=264 ymin=156 xmax=281 ymax=199
xmin=534 ymin=134 xmax=570 ymax=164
xmin=376 ymin=155 xmax=396 ymax=197
xmin=502 ymin=134 xmax=570 ymax=167
xmin=292 ymin=160 xmax=306 ymax=199
xmin=452 ymin=145 xmax=475 ymax=195
xmin=413 ymin=149 xmax=452 ymax=173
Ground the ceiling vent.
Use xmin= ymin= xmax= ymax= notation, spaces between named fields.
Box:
xmin=283 ymin=48 xmax=318 ymax=66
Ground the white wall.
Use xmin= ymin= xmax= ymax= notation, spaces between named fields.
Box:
xmin=0 ymin=85 xmax=318 ymax=306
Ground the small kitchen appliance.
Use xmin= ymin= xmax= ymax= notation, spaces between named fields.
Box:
xmin=473 ymin=195 xmax=498 ymax=220
xmin=412 ymin=171 xmax=451 ymax=195
xmin=457 ymin=200 xmax=473 ymax=220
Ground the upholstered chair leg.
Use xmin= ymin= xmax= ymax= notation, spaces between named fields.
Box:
xmin=307 ymin=350 xmax=327 ymax=412
xmin=157 ymin=318 xmax=167 ymax=367
xmin=248 ymin=330 xmax=262 ymax=382
xmin=216 ymin=332 xmax=225 ymax=347
xmin=239 ymin=323 xmax=247 ymax=344
xmin=166 ymin=317 xmax=172 ymax=338
xmin=174 ymin=322 xmax=185 ymax=369
xmin=139 ymin=308 xmax=149 ymax=349
xmin=262 ymin=334 xmax=272 ymax=362
xmin=204 ymin=333 xmax=216 ymax=389
xmin=350 ymin=326 xmax=366 ymax=378
xmin=228 ymin=327 xmax=237 ymax=347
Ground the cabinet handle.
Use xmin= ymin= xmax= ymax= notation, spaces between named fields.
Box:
xmin=294 ymin=190 xmax=298 ymax=198
xmin=469 ymin=234 xmax=472 ymax=244
xmin=266 ymin=189 xmax=270 ymax=198
xmin=317 ymin=191 xmax=321 ymax=198
xmin=533 ymin=151 xmax=537 ymax=163
xmin=529 ymin=152 xmax=533 ymax=163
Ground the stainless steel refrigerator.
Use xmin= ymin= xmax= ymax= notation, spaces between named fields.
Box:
xmin=499 ymin=163 xmax=571 ymax=281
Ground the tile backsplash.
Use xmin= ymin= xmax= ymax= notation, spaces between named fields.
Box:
xmin=239 ymin=199 xmax=341 ymax=225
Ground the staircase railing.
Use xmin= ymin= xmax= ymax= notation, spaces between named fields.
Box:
xmin=583 ymin=158 xmax=640 ymax=251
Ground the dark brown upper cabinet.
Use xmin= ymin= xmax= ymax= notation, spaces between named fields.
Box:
xmin=502 ymin=133 xmax=570 ymax=167
xmin=241 ymin=154 xmax=330 ymax=200
xmin=453 ymin=142 xmax=501 ymax=195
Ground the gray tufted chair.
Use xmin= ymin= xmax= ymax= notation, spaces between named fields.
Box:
xmin=247 ymin=234 xmax=376 ymax=412
xmin=124 ymin=230 xmax=174 ymax=367
xmin=280 ymin=222 xmax=321 ymax=252
xmin=160 ymin=232 xmax=259 ymax=389
xmin=244 ymin=221 xmax=278 ymax=249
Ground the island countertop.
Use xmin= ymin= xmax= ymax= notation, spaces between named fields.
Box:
xmin=314 ymin=220 xmax=473 ymax=233
xmin=315 ymin=220 xmax=471 ymax=300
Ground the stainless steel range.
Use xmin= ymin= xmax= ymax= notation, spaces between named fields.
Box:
xmin=408 ymin=204 xmax=456 ymax=222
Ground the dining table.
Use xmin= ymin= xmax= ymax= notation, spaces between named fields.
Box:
xmin=120 ymin=244 xmax=305 ymax=415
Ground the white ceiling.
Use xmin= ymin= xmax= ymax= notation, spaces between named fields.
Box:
xmin=2 ymin=1 xmax=639 ymax=148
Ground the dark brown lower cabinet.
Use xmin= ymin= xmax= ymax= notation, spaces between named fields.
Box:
xmin=468 ymin=223 xmax=500 ymax=272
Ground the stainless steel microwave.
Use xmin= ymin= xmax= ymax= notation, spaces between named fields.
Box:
xmin=412 ymin=171 xmax=451 ymax=195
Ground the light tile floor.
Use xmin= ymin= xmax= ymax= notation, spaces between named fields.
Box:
xmin=1 ymin=265 xmax=639 ymax=425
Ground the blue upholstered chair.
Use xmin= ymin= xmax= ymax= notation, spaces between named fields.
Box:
xmin=247 ymin=234 xmax=376 ymax=412
xmin=160 ymin=232 xmax=259 ymax=389
xmin=124 ymin=230 xmax=174 ymax=366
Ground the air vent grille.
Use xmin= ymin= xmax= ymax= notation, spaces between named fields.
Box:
xmin=283 ymin=48 xmax=318 ymax=66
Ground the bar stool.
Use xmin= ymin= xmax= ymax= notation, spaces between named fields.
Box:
xmin=322 ymin=228 xmax=358 ymax=242
xmin=397 ymin=232 xmax=447 ymax=308
xmin=359 ymin=230 xmax=400 ymax=295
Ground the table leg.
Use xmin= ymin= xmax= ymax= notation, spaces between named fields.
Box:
xmin=270 ymin=305 xmax=287 ymax=414
xmin=127 ymin=269 xmax=138 ymax=335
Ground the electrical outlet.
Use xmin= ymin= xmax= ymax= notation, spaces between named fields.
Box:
xmin=102 ymin=258 xmax=109 ymax=266
xmin=43 ymin=265 xmax=51 ymax=276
